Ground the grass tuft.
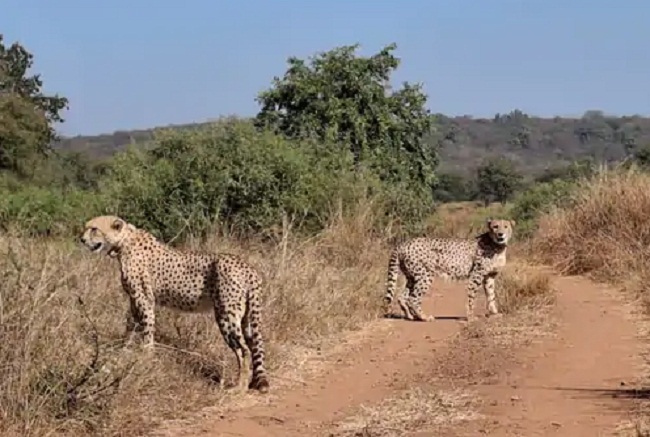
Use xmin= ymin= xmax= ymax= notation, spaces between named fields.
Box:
xmin=333 ymin=387 xmax=480 ymax=437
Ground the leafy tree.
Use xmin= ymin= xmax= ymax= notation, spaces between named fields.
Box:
xmin=0 ymin=35 xmax=69 ymax=176
xmin=475 ymin=157 xmax=523 ymax=205
xmin=535 ymin=158 xmax=596 ymax=184
xmin=510 ymin=179 xmax=575 ymax=237
xmin=633 ymin=144 xmax=650 ymax=170
xmin=100 ymin=120 xmax=364 ymax=240
xmin=254 ymin=43 xmax=436 ymax=187
xmin=432 ymin=172 xmax=472 ymax=202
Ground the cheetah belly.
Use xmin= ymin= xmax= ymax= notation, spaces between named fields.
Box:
xmin=428 ymin=252 xmax=474 ymax=281
xmin=154 ymin=279 xmax=213 ymax=313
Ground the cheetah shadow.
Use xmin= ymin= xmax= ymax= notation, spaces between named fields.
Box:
xmin=383 ymin=313 xmax=468 ymax=321
xmin=102 ymin=325 xmax=231 ymax=387
xmin=116 ymin=330 xmax=226 ymax=387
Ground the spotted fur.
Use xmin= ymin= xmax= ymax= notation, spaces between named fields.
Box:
xmin=80 ymin=215 xmax=269 ymax=393
xmin=383 ymin=218 xmax=515 ymax=322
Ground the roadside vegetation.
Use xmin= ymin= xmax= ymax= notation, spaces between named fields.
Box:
xmin=1 ymin=33 xmax=649 ymax=436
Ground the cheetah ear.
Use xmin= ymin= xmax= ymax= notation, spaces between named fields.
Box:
xmin=509 ymin=219 xmax=516 ymax=227
xmin=486 ymin=218 xmax=493 ymax=227
xmin=111 ymin=219 xmax=124 ymax=231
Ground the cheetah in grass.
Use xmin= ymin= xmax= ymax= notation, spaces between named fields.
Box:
xmin=383 ymin=218 xmax=515 ymax=323
xmin=79 ymin=215 xmax=270 ymax=393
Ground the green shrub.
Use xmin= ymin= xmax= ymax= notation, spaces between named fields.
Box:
xmin=510 ymin=179 xmax=575 ymax=237
xmin=99 ymin=119 xmax=408 ymax=241
xmin=0 ymin=118 xmax=437 ymax=241
xmin=0 ymin=184 xmax=103 ymax=236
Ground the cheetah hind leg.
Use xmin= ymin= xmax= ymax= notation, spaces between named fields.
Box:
xmin=407 ymin=275 xmax=435 ymax=322
xmin=215 ymin=313 xmax=251 ymax=392
xmin=397 ymin=278 xmax=415 ymax=320
xmin=242 ymin=315 xmax=270 ymax=394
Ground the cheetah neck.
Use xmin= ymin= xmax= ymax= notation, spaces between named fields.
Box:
xmin=107 ymin=229 xmax=142 ymax=259
xmin=476 ymin=232 xmax=507 ymax=256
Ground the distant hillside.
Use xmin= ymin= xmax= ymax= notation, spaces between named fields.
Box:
xmin=54 ymin=111 xmax=650 ymax=177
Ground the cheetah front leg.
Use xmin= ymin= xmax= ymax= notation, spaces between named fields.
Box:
xmin=465 ymin=269 xmax=484 ymax=323
xmin=130 ymin=288 xmax=156 ymax=349
xmin=124 ymin=296 xmax=143 ymax=345
xmin=483 ymin=272 xmax=501 ymax=318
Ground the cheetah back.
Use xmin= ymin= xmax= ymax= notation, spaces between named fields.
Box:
xmin=401 ymin=237 xmax=478 ymax=280
xmin=120 ymin=232 xmax=258 ymax=314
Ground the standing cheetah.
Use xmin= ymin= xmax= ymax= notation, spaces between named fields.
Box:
xmin=383 ymin=218 xmax=515 ymax=322
xmin=79 ymin=215 xmax=270 ymax=393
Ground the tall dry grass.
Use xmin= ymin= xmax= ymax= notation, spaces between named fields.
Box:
xmin=0 ymin=203 xmax=388 ymax=436
xmin=425 ymin=201 xmax=510 ymax=239
xmin=529 ymin=166 xmax=650 ymax=436
xmin=531 ymin=167 xmax=650 ymax=296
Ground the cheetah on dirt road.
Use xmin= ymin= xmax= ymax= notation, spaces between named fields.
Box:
xmin=79 ymin=215 xmax=270 ymax=393
xmin=383 ymin=218 xmax=515 ymax=323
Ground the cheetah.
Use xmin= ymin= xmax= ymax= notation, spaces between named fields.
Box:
xmin=383 ymin=218 xmax=515 ymax=323
xmin=79 ymin=215 xmax=270 ymax=393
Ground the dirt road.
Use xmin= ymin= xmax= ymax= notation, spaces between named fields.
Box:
xmin=156 ymin=274 xmax=644 ymax=437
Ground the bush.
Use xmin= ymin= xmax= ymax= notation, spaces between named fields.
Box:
xmin=510 ymin=179 xmax=575 ymax=237
xmin=0 ymin=208 xmax=388 ymax=436
xmin=433 ymin=173 xmax=473 ymax=202
xmin=100 ymin=120 xmax=362 ymax=241
xmin=99 ymin=119 xmax=433 ymax=242
xmin=0 ymin=182 xmax=103 ymax=236
xmin=475 ymin=157 xmax=523 ymax=205
xmin=531 ymin=166 xmax=650 ymax=284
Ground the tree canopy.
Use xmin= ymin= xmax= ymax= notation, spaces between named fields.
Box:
xmin=254 ymin=43 xmax=437 ymax=187
xmin=475 ymin=157 xmax=523 ymax=205
xmin=0 ymin=35 xmax=69 ymax=176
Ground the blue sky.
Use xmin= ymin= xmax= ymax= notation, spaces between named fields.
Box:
xmin=2 ymin=0 xmax=649 ymax=136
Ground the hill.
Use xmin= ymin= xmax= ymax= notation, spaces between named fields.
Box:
xmin=54 ymin=110 xmax=650 ymax=178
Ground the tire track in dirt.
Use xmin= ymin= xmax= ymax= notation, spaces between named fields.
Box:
xmin=447 ymin=275 xmax=644 ymax=437
xmin=155 ymin=274 xmax=645 ymax=437
xmin=155 ymin=281 xmax=469 ymax=437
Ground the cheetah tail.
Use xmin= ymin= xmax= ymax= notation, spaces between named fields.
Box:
xmin=246 ymin=287 xmax=270 ymax=393
xmin=384 ymin=247 xmax=401 ymax=311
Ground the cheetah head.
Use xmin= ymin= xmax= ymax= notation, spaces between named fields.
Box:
xmin=486 ymin=218 xmax=515 ymax=246
xmin=80 ymin=215 xmax=136 ymax=257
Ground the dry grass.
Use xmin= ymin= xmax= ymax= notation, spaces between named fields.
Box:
xmin=425 ymin=201 xmax=510 ymax=238
xmin=531 ymin=167 xmax=650 ymax=304
xmin=527 ymin=166 xmax=650 ymax=436
xmin=332 ymin=387 xmax=480 ymax=437
xmin=440 ymin=262 xmax=556 ymax=380
xmin=0 ymin=203 xmax=389 ymax=436
xmin=331 ymin=262 xmax=556 ymax=437
xmin=0 ymin=198 xmax=554 ymax=437
xmin=496 ymin=262 xmax=555 ymax=315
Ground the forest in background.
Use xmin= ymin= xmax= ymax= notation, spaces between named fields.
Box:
xmin=3 ymin=34 xmax=650 ymax=239
xmin=5 ymin=33 xmax=650 ymax=437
